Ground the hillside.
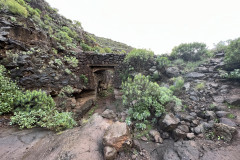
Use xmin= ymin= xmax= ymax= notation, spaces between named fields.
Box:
xmin=0 ymin=0 xmax=240 ymax=160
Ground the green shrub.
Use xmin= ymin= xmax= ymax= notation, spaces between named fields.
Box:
xmin=124 ymin=49 xmax=154 ymax=72
xmin=195 ymin=82 xmax=205 ymax=90
xmin=124 ymin=49 xmax=154 ymax=63
xmin=0 ymin=0 xmax=28 ymax=17
xmin=171 ymin=42 xmax=208 ymax=61
xmin=225 ymin=38 xmax=240 ymax=69
xmin=122 ymin=74 xmax=181 ymax=130
xmin=64 ymin=56 xmax=78 ymax=67
xmin=0 ymin=65 xmax=22 ymax=115
xmin=65 ymin=68 xmax=72 ymax=74
xmin=169 ymin=76 xmax=184 ymax=93
xmin=56 ymin=30 xmax=73 ymax=44
xmin=213 ymin=41 xmax=229 ymax=53
xmin=80 ymin=43 xmax=93 ymax=51
xmin=80 ymin=74 xmax=88 ymax=84
xmin=11 ymin=90 xmax=76 ymax=131
xmin=104 ymin=47 xmax=112 ymax=53
xmin=156 ymin=56 xmax=170 ymax=68
xmin=62 ymin=26 xmax=77 ymax=38
xmin=222 ymin=69 xmax=240 ymax=80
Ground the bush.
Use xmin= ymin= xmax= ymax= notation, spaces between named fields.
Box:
xmin=104 ymin=47 xmax=112 ymax=53
xmin=222 ymin=69 xmax=240 ymax=80
xmin=156 ymin=56 xmax=170 ymax=68
xmin=0 ymin=65 xmax=22 ymax=115
xmin=0 ymin=0 xmax=28 ymax=17
xmin=171 ymin=42 xmax=208 ymax=61
xmin=169 ymin=76 xmax=184 ymax=93
xmin=80 ymin=74 xmax=88 ymax=85
xmin=124 ymin=49 xmax=154 ymax=72
xmin=55 ymin=30 xmax=73 ymax=44
xmin=11 ymin=90 xmax=77 ymax=131
xmin=64 ymin=56 xmax=78 ymax=67
xmin=225 ymin=38 xmax=240 ymax=69
xmin=62 ymin=26 xmax=77 ymax=38
xmin=80 ymin=43 xmax=93 ymax=51
xmin=124 ymin=49 xmax=154 ymax=63
xmin=122 ymin=74 xmax=181 ymax=130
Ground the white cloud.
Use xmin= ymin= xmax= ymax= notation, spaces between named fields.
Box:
xmin=45 ymin=0 xmax=240 ymax=54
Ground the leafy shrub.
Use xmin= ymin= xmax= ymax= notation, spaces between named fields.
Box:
xmin=222 ymin=69 xmax=240 ymax=80
xmin=122 ymin=74 xmax=181 ymax=130
xmin=104 ymin=47 xmax=112 ymax=53
xmin=169 ymin=76 xmax=184 ymax=93
xmin=11 ymin=90 xmax=76 ymax=131
xmin=225 ymin=38 xmax=240 ymax=69
xmin=195 ymin=82 xmax=205 ymax=90
xmin=213 ymin=41 xmax=229 ymax=53
xmin=93 ymin=46 xmax=105 ymax=53
xmin=64 ymin=56 xmax=78 ymax=67
xmin=61 ymin=85 xmax=74 ymax=95
xmin=55 ymin=30 xmax=73 ymax=44
xmin=124 ymin=49 xmax=154 ymax=63
xmin=0 ymin=0 xmax=28 ymax=17
xmin=156 ymin=56 xmax=170 ymax=68
xmin=0 ymin=65 xmax=21 ymax=115
xmin=171 ymin=42 xmax=208 ymax=61
xmin=62 ymin=26 xmax=77 ymax=38
xmin=81 ymin=43 xmax=93 ymax=51
xmin=80 ymin=74 xmax=88 ymax=84
xmin=65 ymin=68 xmax=72 ymax=74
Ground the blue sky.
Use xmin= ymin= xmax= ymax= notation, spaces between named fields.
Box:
xmin=46 ymin=0 xmax=240 ymax=54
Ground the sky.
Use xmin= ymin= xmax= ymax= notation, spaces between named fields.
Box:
xmin=45 ymin=0 xmax=240 ymax=54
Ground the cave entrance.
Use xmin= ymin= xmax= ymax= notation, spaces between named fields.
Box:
xmin=93 ymin=69 xmax=114 ymax=97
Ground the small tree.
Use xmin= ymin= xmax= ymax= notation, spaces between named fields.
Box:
xmin=225 ymin=38 xmax=240 ymax=69
xmin=122 ymin=74 xmax=181 ymax=130
xmin=171 ymin=42 xmax=208 ymax=61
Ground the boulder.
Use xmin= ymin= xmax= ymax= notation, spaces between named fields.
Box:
xmin=214 ymin=123 xmax=237 ymax=142
xmin=216 ymin=111 xmax=230 ymax=118
xmin=166 ymin=67 xmax=180 ymax=77
xmin=225 ymin=94 xmax=240 ymax=106
xmin=159 ymin=113 xmax=180 ymax=131
xmin=219 ymin=118 xmax=236 ymax=127
xmin=173 ymin=125 xmax=189 ymax=140
xmin=103 ymin=121 xmax=131 ymax=159
xmin=149 ymin=130 xmax=163 ymax=143
xmin=102 ymin=109 xmax=117 ymax=119
xmin=205 ymin=111 xmax=216 ymax=120
xmin=104 ymin=146 xmax=117 ymax=160
xmin=187 ymin=133 xmax=195 ymax=140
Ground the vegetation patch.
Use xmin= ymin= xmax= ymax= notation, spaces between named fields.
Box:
xmin=122 ymin=74 xmax=181 ymax=130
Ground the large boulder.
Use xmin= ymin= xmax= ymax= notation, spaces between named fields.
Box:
xmin=166 ymin=67 xmax=180 ymax=77
xmin=149 ymin=130 xmax=163 ymax=143
xmin=214 ymin=123 xmax=237 ymax=142
xmin=159 ymin=113 xmax=180 ymax=131
xmin=103 ymin=121 xmax=131 ymax=160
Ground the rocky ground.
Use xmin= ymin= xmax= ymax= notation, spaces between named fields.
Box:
xmin=1 ymin=53 xmax=240 ymax=160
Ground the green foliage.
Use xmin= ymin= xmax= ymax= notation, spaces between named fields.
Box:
xmin=73 ymin=20 xmax=83 ymax=29
xmin=65 ymin=68 xmax=72 ymax=74
xmin=222 ymin=69 xmax=240 ymax=80
xmin=80 ymin=43 xmax=93 ymax=51
xmin=60 ymin=85 xmax=74 ymax=96
xmin=225 ymin=38 xmax=240 ymax=69
xmin=10 ymin=89 xmax=76 ymax=131
xmin=195 ymin=82 xmax=205 ymax=90
xmin=64 ymin=56 xmax=78 ymax=67
xmin=213 ymin=41 xmax=229 ymax=53
xmin=93 ymin=46 xmax=105 ymax=53
xmin=227 ymin=113 xmax=235 ymax=119
xmin=0 ymin=65 xmax=22 ymax=115
xmin=80 ymin=74 xmax=88 ymax=84
xmin=124 ymin=49 xmax=154 ymax=63
xmin=61 ymin=26 xmax=77 ymax=38
xmin=169 ymin=76 xmax=184 ymax=93
xmin=55 ymin=30 xmax=73 ymax=45
xmin=156 ymin=56 xmax=170 ymax=68
xmin=0 ymin=0 xmax=28 ymax=17
xmin=104 ymin=47 xmax=112 ymax=53
xmin=122 ymin=74 xmax=181 ymax=130
xmin=171 ymin=42 xmax=208 ymax=61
